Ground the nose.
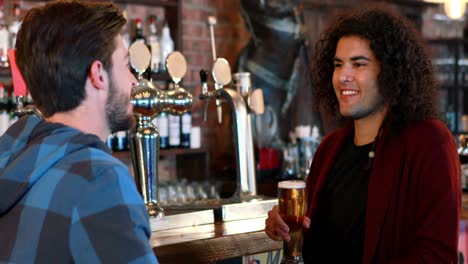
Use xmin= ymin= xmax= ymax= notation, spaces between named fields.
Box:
xmin=338 ymin=66 xmax=353 ymax=83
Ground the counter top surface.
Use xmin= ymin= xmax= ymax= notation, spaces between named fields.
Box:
xmin=151 ymin=193 xmax=468 ymax=263
xmin=462 ymin=194 xmax=468 ymax=220
xmin=151 ymin=217 xmax=281 ymax=263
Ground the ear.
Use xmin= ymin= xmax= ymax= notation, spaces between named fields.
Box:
xmin=88 ymin=60 xmax=109 ymax=90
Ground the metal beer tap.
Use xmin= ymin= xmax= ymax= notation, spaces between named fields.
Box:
xmin=199 ymin=58 xmax=264 ymax=202
xmin=207 ymin=16 xmax=223 ymax=124
xmin=128 ymin=42 xmax=192 ymax=217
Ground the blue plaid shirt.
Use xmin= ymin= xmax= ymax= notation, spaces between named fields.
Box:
xmin=0 ymin=115 xmax=158 ymax=264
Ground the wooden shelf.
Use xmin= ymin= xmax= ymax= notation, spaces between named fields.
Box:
xmin=115 ymin=0 xmax=177 ymax=7
xmin=113 ymin=147 xmax=208 ymax=159
xmin=160 ymin=147 xmax=208 ymax=156
xmin=0 ymin=67 xmax=11 ymax=78
xmin=25 ymin=0 xmax=178 ymax=7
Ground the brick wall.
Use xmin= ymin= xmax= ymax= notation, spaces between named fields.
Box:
xmin=179 ymin=1 xmax=250 ymax=185
xmin=180 ymin=0 xmax=249 ymax=123
xmin=181 ymin=0 xmax=249 ymax=88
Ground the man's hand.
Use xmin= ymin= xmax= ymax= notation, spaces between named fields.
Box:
xmin=264 ymin=205 xmax=310 ymax=242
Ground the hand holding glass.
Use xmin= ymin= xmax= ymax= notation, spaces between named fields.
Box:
xmin=278 ymin=180 xmax=306 ymax=264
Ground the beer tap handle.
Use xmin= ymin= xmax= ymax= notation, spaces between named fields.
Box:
xmin=199 ymin=69 xmax=209 ymax=122
xmin=200 ymin=69 xmax=209 ymax=94
xmin=206 ymin=16 xmax=223 ymax=124
xmin=207 ymin=16 xmax=217 ymax=62
xmin=249 ymin=89 xmax=265 ymax=114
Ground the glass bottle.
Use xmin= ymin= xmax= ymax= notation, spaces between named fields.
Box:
xmin=159 ymin=22 xmax=174 ymax=72
xmin=147 ymin=16 xmax=161 ymax=73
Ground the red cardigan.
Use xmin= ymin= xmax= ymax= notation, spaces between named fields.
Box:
xmin=306 ymin=119 xmax=461 ymax=263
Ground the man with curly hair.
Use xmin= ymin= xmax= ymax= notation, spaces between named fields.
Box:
xmin=265 ymin=4 xmax=461 ymax=263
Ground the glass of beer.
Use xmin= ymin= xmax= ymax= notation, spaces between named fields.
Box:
xmin=278 ymin=180 xmax=306 ymax=264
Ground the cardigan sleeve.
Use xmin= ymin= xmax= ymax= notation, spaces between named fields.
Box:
xmin=388 ymin=129 xmax=461 ymax=264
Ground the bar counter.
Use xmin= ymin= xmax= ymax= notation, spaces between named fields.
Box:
xmin=150 ymin=193 xmax=468 ymax=263
xmin=151 ymin=217 xmax=281 ymax=263
xmin=461 ymin=194 xmax=468 ymax=220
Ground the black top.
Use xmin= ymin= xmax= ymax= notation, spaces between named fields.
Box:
xmin=303 ymin=136 xmax=372 ymax=264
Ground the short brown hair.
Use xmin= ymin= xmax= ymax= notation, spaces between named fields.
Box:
xmin=16 ymin=0 xmax=126 ymax=117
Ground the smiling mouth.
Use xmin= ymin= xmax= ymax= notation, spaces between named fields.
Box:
xmin=342 ymin=90 xmax=359 ymax=95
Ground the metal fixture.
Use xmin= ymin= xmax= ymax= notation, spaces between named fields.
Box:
xmin=128 ymin=42 xmax=192 ymax=217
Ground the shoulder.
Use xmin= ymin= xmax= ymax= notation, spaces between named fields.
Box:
xmin=60 ymin=147 xmax=130 ymax=181
xmin=69 ymin=148 xmax=145 ymax=223
xmin=399 ymin=118 xmax=454 ymax=146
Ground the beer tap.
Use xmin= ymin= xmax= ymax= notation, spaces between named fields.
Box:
xmin=200 ymin=69 xmax=210 ymax=122
xmin=128 ymin=42 xmax=192 ymax=218
xmin=199 ymin=57 xmax=264 ymax=201
xmin=207 ymin=16 xmax=223 ymax=124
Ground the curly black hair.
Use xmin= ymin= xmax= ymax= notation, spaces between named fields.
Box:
xmin=312 ymin=3 xmax=439 ymax=128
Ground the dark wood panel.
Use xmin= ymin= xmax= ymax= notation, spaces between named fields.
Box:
xmin=25 ymin=0 xmax=178 ymax=6
xmin=112 ymin=147 xmax=208 ymax=160
xmin=151 ymin=217 xmax=282 ymax=263
xmin=116 ymin=0 xmax=177 ymax=7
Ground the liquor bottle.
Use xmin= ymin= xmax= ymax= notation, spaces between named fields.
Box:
xmin=154 ymin=112 xmax=169 ymax=149
xmin=147 ymin=16 xmax=161 ymax=73
xmin=168 ymin=114 xmax=180 ymax=148
xmin=131 ymin=18 xmax=152 ymax=80
xmin=9 ymin=92 xmax=18 ymax=126
xmin=132 ymin=18 xmax=145 ymax=44
xmin=9 ymin=2 xmax=21 ymax=49
xmin=159 ymin=22 xmax=174 ymax=72
xmin=0 ymin=83 xmax=8 ymax=135
xmin=0 ymin=5 xmax=9 ymax=67
xmin=180 ymin=112 xmax=191 ymax=148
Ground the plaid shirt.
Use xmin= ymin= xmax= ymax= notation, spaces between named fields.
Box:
xmin=0 ymin=115 xmax=158 ymax=264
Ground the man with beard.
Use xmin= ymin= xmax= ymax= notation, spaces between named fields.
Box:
xmin=0 ymin=1 xmax=158 ymax=263
xmin=265 ymin=4 xmax=461 ymax=264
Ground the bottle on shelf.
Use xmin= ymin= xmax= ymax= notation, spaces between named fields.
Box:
xmin=0 ymin=83 xmax=9 ymax=135
xmin=131 ymin=18 xmax=152 ymax=80
xmin=132 ymin=18 xmax=145 ymax=44
xmin=154 ymin=112 xmax=169 ymax=149
xmin=9 ymin=89 xmax=18 ymax=126
xmin=168 ymin=113 xmax=180 ymax=148
xmin=147 ymin=15 xmax=161 ymax=74
xmin=0 ymin=5 xmax=9 ymax=67
xmin=9 ymin=2 xmax=21 ymax=49
xmin=180 ymin=111 xmax=192 ymax=148
xmin=159 ymin=22 xmax=174 ymax=72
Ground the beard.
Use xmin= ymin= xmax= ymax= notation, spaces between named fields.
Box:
xmin=105 ymin=78 xmax=133 ymax=133
xmin=341 ymin=92 xmax=386 ymax=121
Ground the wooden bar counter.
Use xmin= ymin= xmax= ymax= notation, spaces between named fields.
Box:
xmin=150 ymin=217 xmax=282 ymax=263
xmin=151 ymin=193 xmax=468 ymax=263
xmin=461 ymin=194 xmax=468 ymax=220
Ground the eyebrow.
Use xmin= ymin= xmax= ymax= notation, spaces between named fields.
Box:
xmin=333 ymin=56 xmax=371 ymax=62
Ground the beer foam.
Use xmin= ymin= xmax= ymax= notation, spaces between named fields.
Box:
xmin=278 ymin=180 xmax=306 ymax=189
